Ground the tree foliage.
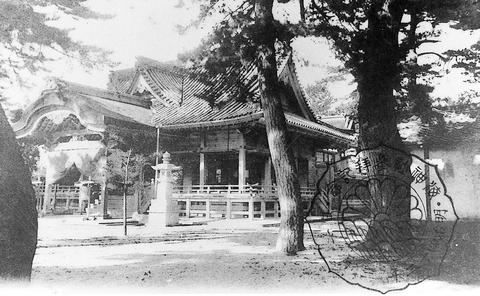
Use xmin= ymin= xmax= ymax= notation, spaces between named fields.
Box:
xmin=307 ymin=0 xmax=480 ymax=126
xmin=305 ymin=1 xmax=480 ymax=247
xmin=304 ymin=68 xmax=358 ymax=117
xmin=178 ymin=0 xmax=303 ymax=72
xmin=0 ymin=0 xmax=113 ymax=105
xmin=103 ymin=130 xmax=156 ymax=195
xmin=17 ymin=137 xmax=45 ymax=174
xmin=105 ymin=150 xmax=149 ymax=192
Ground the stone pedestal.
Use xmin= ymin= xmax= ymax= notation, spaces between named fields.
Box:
xmin=148 ymin=152 xmax=179 ymax=227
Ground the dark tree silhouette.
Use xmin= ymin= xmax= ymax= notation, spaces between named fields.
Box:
xmin=0 ymin=0 xmax=112 ymax=280
xmin=307 ymin=0 xmax=480 ymax=242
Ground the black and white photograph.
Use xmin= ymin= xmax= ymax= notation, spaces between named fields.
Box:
xmin=0 ymin=1 xmax=479 ymax=295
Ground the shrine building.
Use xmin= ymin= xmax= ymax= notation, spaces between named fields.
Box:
xmin=13 ymin=56 xmax=356 ymax=219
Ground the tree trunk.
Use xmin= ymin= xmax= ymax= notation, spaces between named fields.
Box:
xmin=255 ymin=0 xmax=304 ymax=254
xmin=357 ymin=1 xmax=412 ymax=249
xmin=0 ymin=103 xmax=38 ymax=280
xmin=299 ymin=0 xmax=306 ymax=22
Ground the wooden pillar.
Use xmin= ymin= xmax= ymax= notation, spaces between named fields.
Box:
xmin=42 ymin=182 xmax=53 ymax=215
xmin=206 ymin=200 xmax=211 ymax=219
xmin=238 ymin=132 xmax=246 ymax=190
xmin=52 ymin=184 xmax=58 ymax=213
xmin=154 ymin=128 xmax=160 ymax=197
xmin=78 ymin=184 xmax=86 ymax=214
xmin=226 ymin=200 xmax=232 ymax=219
xmin=307 ymin=157 xmax=316 ymax=188
xmin=260 ymin=201 xmax=266 ymax=219
xmin=199 ymin=153 xmax=205 ymax=187
xmin=239 ymin=148 xmax=246 ymax=188
xmin=186 ymin=199 xmax=191 ymax=218
xmin=66 ymin=189 xmax=71 ymax=212
xmin=102 ymin=184 xmax=109 ymax=218
xmin=183 ymin=165 xmax=192 ymax=189
xmin=200 ymin=132 xmax=206 ymax=187
xmin=248 ymin=198 xmax=254 ymax=220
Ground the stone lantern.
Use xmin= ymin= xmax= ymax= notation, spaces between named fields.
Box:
xmin=149 ymin=151 xmax=181 ymax=227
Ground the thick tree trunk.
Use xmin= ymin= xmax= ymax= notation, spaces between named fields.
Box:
xmin=255 ymin=0 xmax=304 ymax=254
xmin=0 ymin=103 xmax=38 ymax=280
xmin=357 ymin=1 xmax=412 ymax=249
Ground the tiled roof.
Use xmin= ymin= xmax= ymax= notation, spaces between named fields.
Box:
xmin=108 ymin=56 xmax=356 ymax=144
xmin=140 ymin=61 xmax=259 ymax=107
xmin=56 ymin=80 xmax=153 ymax=126
xmin=108 ymin=68 xmax=137 ymax=93
xmin=156 ymin=110 xmax=356 ymax=144
xmin=283 ymin=113 xmax=356 ymax=144
xmin=13 ymin=78 xmax=154 ymax=138
xmin=82 ymin=94 xmax=153 ymax=127
xmin=155 ymin=112 xmax=264 ymax=130
xmin=152 ymin=95 xmax=261 ymax=127
xmin=54 ymin=79 xmax=151 ymax=109
xmin=278 ymin=55 xmax=317 ymax=122
xmin=134 ymin=59 xmax=261 ymax=127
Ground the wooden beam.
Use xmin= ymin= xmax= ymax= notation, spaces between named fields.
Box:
xmin=199 ymin=153 xmax=205 ymax=187
xmin=238 ymin=148 xmax=246 ymax=187
xmin=200 ymin=133 xmax=206 ymax=187
xmin=42 ymin=183 xmax=53 ymax=215
xmin=238 ymin=132 xmax=246 ymax=187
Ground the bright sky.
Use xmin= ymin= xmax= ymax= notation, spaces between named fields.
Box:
xmin=2 ymin=0 xmax=479 ymax=110
xmin=3 ymin=0 xmax=209 ymax=108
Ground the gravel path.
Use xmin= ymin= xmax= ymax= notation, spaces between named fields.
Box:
xmin=10 ymin=216 xmax=479 ymax=295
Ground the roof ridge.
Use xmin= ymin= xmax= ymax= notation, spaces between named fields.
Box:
xmin=44 ymin=78 xmax=150 ymax=109
xmin=135 ymin=56 xmax=183 ymax=72
xmin=285 ymin=112 xmax=355 ymax=137
xmin=286 ymin=55 xmax=320 ymax=122
xmin=110 ymin=67 xmax=136 ymax=77
xmin=138 ymin=67 xmax=181 ymax=107
xmin=285 ymin=112 xmax=356 ymax=142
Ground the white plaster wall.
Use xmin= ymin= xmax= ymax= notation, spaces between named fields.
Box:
xmin=411 ymin=143 xmax=480 ymax=220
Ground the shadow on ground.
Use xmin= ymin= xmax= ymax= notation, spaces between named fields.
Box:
xmin=31 ymin=219 xmax=480 ymax=292
xmin=432 ymin=220 xmax=480 ymax=286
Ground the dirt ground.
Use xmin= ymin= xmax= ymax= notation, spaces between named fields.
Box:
xmin=3 ymin=216 xmax=480 ymax=295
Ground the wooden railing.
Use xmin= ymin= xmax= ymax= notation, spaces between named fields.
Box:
xmin=172 ymin=184 xmax=315 ymax=219
xmin=173 ymin=184 xmax=316 ymax=198
xmin=33 ymin=184 xmax=80 ymax=214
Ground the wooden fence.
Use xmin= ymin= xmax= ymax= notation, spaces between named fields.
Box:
xmin=32 ymin=182 xmax=365 ymax=219
xmin=33 ymin=184 xmax=80 ymax=214
xmin=172 ymin=184 xmax=316 ymax=219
